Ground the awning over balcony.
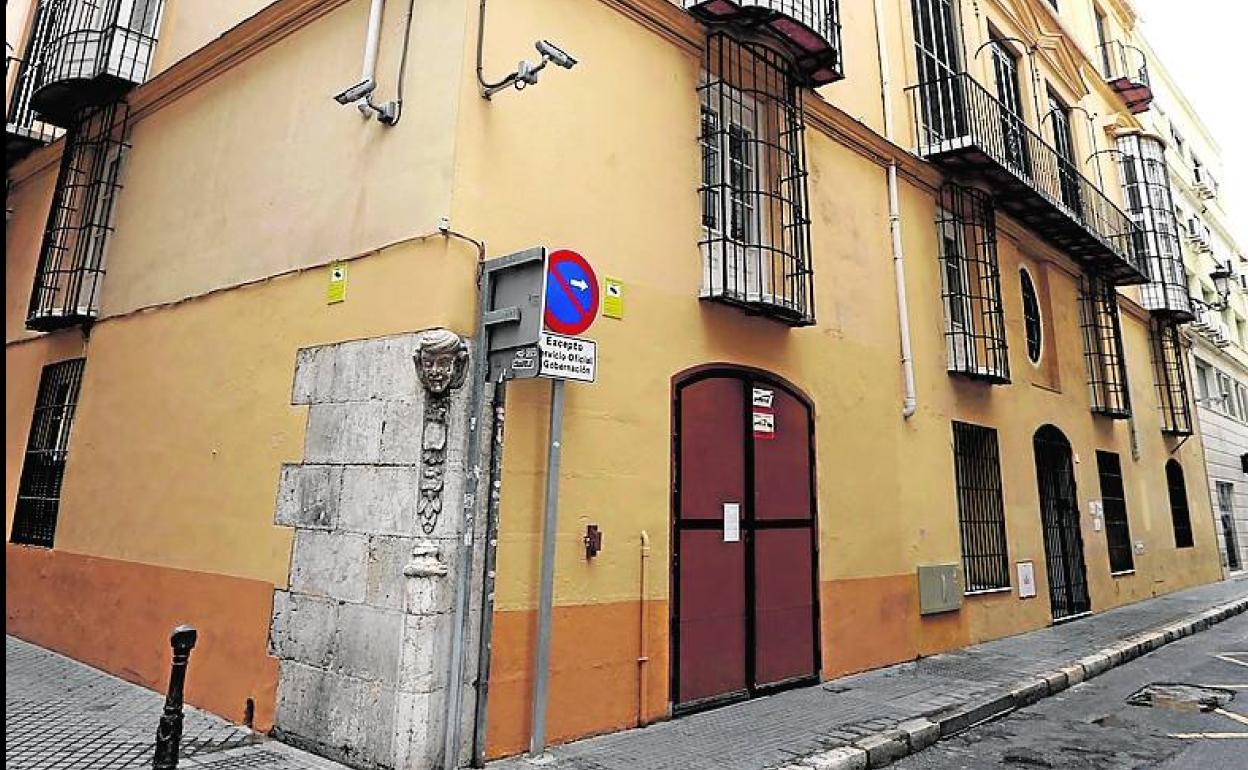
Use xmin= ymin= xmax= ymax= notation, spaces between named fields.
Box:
xmin=908 ymin=73 xmax=1150 ymax=286
xmin=684 ymin=0 xmax=844 ymax=86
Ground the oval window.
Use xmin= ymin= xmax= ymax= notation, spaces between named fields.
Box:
xmin=1021 ymin=269 xmax=1043 ymax=363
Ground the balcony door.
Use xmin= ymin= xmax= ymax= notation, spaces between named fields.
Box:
xmin=1048 ymin=91 xmax=1083 ymax=215
xmin=911 ymin=0 xmax=965 ymax=144
xmin=672 ymin=368 xmax=820 ymax=712
xmin=988 ymin=38 xmax=1030 ymax=176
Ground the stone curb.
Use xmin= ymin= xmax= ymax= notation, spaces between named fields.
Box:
xmin=790 ymin=594 xmax=1248 ymax=770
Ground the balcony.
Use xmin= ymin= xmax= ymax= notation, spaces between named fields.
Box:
xmin=28 ymin=0 xmax=164 ymax=128
xmin=1192 ymin=166 xmax=1218 ymax=200
xmin=1116 ymin=133 xmax=1194 ymax=321
xmin=907 ymin=73 xmax=1149 ymax=286
xmin=683 ymin=0 xmax=844 ymax=86
xmin=1097 ymin=41 xmax=1152 ymax=114
xmin=6 ymin=55 xmax=62 ymax=168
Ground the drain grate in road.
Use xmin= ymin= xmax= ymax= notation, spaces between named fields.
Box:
xmin=1125 ymin=683 xmax=1235 ymax=713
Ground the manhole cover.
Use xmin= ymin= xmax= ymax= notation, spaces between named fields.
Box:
xmin=1125 ymin=683 xmax=1235 ymax=712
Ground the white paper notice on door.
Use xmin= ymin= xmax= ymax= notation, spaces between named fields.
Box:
xmin=723 ymin=502 xmax=741 ymax=543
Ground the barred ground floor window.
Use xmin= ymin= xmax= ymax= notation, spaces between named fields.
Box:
xmin=11 ymin=358 xmax=86 ymax=548
xmin=951 ymin=421 xmax=1010 ymax=592
xmin=1096 ymin=451 xmax=1135 ymax=574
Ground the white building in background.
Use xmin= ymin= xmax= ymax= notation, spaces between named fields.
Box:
xmin=1136 ymin=39 xmax=1248 ymax=575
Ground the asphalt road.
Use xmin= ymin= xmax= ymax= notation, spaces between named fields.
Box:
xmin=893 ymin=612 xmax=1248 ymax=770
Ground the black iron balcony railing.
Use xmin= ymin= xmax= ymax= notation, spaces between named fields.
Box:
xmin=683 ymin=0 xmax=844 ymax=86
xmin=907 ymin=72 xmax=1149 ymax=286
xmin=1097 ymin=41 xmax=1152 ymax=114
xmin=7 ymin=54 xmax=62 ymax=166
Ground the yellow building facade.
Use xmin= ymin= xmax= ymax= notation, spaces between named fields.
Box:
xmin=4 ymin=0 xmax=1229 ymax=764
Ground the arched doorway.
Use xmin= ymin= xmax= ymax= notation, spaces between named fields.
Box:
xmin=1033 ymin=425 xmax=1091 ymax=621
xmin=671 ymin=367 xmax=820 ymax=712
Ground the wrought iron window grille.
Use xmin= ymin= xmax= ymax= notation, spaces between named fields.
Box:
xmin=11 ymin=358 xmax=86 ymax=548
xmin=1150 ymin=318 xmax=1194 ymax=436
xmin=937 ymin=183 xmax=1009 ymax=383
xmin=1116 ymin=134 xmax=1192 ymax=321
xmin=27 ymin=100 xmax=130 ymax=331
xmin=906 ymin=71 xmax=1149 ymax=285
xmin=1165 ymin=460 xmax=1194 ymax=548
xmin=28 ymin=0 xmax=164 ymax=127
xmin=683 ymin=1 xmax=844 ymax=86
xmin=6 ymin=1 xmax=64 ymax=163
xmin=1079 ymin=274 xmax=1131 ymax=419
xmin=698 ymin=31 xmax=815 ymax=326
xmin=952 ymin=421 xmax=1011 ymax=592
xmin=1095 ymin=451 xmax=1135 ymax=574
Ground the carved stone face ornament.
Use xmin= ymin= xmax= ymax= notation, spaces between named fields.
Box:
xmin=415 ymin=328 xmax=469 ymax=395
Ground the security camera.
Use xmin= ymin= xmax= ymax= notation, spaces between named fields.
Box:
xmin=536 ymin=40 xmax=577 ymax=69
xmin=333 ymin=78 xmax=376 ymax=105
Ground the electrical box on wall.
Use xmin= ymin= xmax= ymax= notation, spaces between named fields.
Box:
xmin=917 ymin=564 xmax=962 ymax=615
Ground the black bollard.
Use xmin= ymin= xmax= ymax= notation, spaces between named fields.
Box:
xmin=153 ymin=625 xmax=198 ymax=769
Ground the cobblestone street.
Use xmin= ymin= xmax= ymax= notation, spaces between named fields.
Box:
xmin=5 ymin=637 xmax=347 ymax=770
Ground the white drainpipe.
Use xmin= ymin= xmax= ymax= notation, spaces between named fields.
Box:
xmin=874 ymin=0 xmax=918 ymax=419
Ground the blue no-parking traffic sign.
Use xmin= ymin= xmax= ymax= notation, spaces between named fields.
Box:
xmin=543 ymin=249 xmax=600 ymax=336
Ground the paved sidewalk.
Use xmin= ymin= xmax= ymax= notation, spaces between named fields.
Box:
xmin=7 ymin=578 xmax=1246 ymax=770
xmin=491 ymin=577 xmax=1248 ymax=770
xmin=5 ymin=636 xmax=348 ymax=770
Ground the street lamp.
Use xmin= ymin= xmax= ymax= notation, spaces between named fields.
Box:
xmin=1191 ymin=262 xmax=1234 ymax=312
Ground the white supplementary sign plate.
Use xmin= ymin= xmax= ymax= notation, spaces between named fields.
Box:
xmin=1018 ymin=561 xmax=1036 ymax=599
xmin=723 ymin=503 xmax=740 ymax=543
xmin=539 ymin=332 xmax=597 ymax=383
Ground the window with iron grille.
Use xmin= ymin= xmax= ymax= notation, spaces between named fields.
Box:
xmin=11 ymin=358 xmax=86 ymax=548
xmin=1150 ymin=318 xmax=1193 ymax=435
xmin=1096 ymin=451 xmax=1134 ymax=573
xmin=1165 ymin=460 xmax=1194 ymax=548
xmin=698 ymin=32 xmax=814 ymax=326
xmin=951 ymin=421 xmax=1010 ymax=592
xmin=5 ymin=0 xmax=64 ymax=154
xmin=937 ymin=183 xmax=1009 ymax=382
xmin=1020 ymin=268 xmax=1043 ymax=363
xmin=27 ymin=100 xmax=129 ymax=331
xmin=1079 ymin=274 xmax=1131 ymax=418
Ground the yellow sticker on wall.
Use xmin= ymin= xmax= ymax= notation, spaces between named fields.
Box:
xmin=327 ymin=261 xmax=347 ymax=304
xmin=603 ymin=276 xmax=624 ymax=319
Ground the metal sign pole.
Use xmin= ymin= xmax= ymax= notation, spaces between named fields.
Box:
xmin=529 ymin=377 xmax=565 ymax=758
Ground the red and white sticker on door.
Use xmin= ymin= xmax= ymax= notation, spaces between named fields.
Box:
xmin=752 ymin=388 xmax=775 ymax=439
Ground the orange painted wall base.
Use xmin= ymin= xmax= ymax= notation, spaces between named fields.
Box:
xmin=821 ymin=575 xmax=969 ymax=678
xmin=486 ymin=599 xmax=670 ymax=759
xmin=5 ymin=545 xmax=279 ymax=730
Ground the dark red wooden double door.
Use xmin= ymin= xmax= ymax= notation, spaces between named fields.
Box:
xmin=672 ymin=370 xmax=820 ymax=712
